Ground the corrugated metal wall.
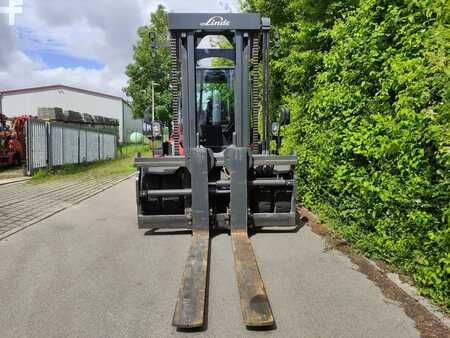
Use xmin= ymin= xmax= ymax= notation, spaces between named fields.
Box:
xmin=27 ymin=119 xmax=47 ymax=171
xmin=25 ymin=119 xmax=117 ymax=175
xmin=103 ymin=134 xmax=116 ymax=159
xmin=86 ymin=130 xmax=99 ymax=162
xmin=122 ymin=102 xmax=143 ymax=143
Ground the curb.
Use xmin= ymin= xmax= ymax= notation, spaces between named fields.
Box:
xmin=358 ymin=248 xmax=449 ymax=329
xmin=380 ymin=264 xmax=450 ymax=328
xmin=0 ymin=173 xmax=135 ymax=242
xmin=0 ymin=177 xmax=31 ymax=186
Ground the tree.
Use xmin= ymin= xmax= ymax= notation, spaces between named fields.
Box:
xmin=123 ymin=5 xmax=171 ymax=124
xmin=210 ymin=36 xmax=234 ymax=67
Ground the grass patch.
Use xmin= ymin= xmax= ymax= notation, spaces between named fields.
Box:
xmin=0 ymin=166 xmax=24 ymax=180
xmin=31 ymin=143 xmax=151 ymax=182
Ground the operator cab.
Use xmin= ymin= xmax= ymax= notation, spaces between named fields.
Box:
xmin=196 ymin=67 xmax=234 ymax=152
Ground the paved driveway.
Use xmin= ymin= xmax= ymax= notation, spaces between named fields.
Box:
xmin=0 ymin=178 xmax=434 ymax=337
xmin=0 ymin=173 xmax=132 ymax=239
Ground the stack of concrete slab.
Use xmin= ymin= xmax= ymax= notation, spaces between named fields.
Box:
xmin=37 ymin=108 xmax=117 ymax=128
xmin=93 ymin=115 xmax=105 ymax=124
xmin=104 ymin=117 xmax=119 ymax=126
xmin=37 ymin=107 xmax=64 ymax=121
xmin=63 ymin=110 xmax=82 ymax=123
xmin=82 ymin=113 xmax=94 ymax=124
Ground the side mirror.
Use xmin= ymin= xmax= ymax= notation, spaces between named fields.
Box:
xmin=280 ymin=108 xmax=290 ymax=126
xmin=271 ymin=122 xmax=280 ymax=137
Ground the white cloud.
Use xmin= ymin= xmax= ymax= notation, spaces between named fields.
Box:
xmin=0 ymin=0 xmax=240 ymax=97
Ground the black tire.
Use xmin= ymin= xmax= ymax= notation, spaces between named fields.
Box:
xmin=274 ymin=191 xmax=292 ymax=213
xmin=274 ymin=201 xmax=291 ymax=213
xmin=141 ymin=171 xmax=161 ymax=215
xmin=255 ymin=191 xmax=273 ymax=213
xmin=257 ymin=201 xmax=272 ymax=213
xmin=161 ymin=174 xmax=184 ymax=215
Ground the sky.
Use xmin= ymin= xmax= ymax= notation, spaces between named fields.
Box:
xmin=0 ymin=0 xmax=240 ymax=97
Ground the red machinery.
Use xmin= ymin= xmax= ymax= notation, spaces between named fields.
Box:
xmin=0 ymin=114 xmax=30 ymax=167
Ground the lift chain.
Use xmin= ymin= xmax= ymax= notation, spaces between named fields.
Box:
xmin=250 ymin=35 xmax=260 ymax=153
xmin=170 ymin=34 xmax=180 ymax=155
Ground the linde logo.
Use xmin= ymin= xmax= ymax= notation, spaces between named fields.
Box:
xmin=200 ymin=16 xmax=230 ymax=27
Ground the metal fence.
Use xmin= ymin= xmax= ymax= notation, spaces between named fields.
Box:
xmin=25 ymin=119 xmax=117 ymax=175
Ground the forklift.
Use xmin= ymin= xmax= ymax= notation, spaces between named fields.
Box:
xmin=134 ymin=13 xmax=297 ymax=329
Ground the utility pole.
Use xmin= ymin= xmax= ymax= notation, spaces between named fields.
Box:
xmin=151 ymin=81 xmax=160 ymax=123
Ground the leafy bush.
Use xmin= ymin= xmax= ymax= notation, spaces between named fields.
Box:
xmin=246 ymin=0 xmax=449 ymax=308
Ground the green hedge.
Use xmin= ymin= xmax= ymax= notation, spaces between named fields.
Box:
xmin=246 ymin=0 xmax=449 ymax=308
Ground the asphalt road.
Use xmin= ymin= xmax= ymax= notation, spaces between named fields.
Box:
xmin=0 ymin=177 xmax=420 ymax=338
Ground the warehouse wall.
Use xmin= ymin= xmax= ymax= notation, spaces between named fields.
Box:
xmin=122 ymin=102 xmax=143 ymax=143
xmin=1 ymin=87 xmax=138 ymax=141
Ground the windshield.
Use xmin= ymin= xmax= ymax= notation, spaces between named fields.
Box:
xmin=196 ymin=68 xmax=234 ymax=151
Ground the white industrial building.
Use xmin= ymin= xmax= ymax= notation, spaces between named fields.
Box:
xmin=0 ymin=84 xmax=142 ymax=142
